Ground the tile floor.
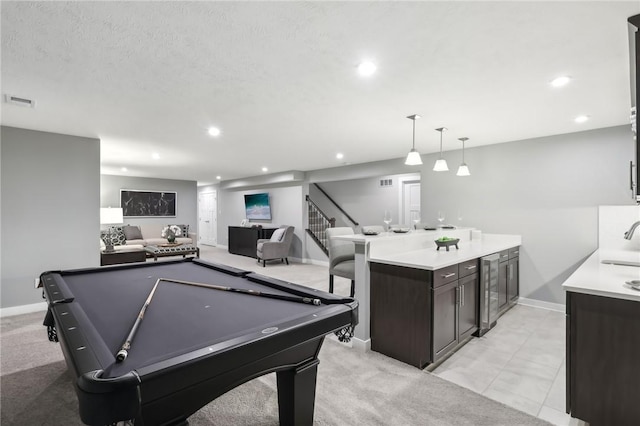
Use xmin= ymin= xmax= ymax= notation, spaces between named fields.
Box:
xmin=197 ymin=245 xmax=585 ymax=426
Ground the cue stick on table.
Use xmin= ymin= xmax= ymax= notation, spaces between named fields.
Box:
xmin=116 ymin=278 xmax=161 ymax=363
xmin=160 ymin=277 xmax=322 ymax=306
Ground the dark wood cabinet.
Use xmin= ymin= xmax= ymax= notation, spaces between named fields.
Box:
xmin=498 ymin=260 xmax=509 ymax=311
xmin=371 ymin=259 xmax=479 ymax=368
xmin=567 ymin=291 xmax=640 ymax=424
xmin=458 ymin=273 xmax=479 ymax=340
xmin=228 ymin=226 xmax=277 ymax=258
xmin=499 ymin=247 xmax=519 ymax=313
xmin=432 ymin=280 xmax=459 ymax=360
xmin=370 ymin=263 xmax=431 ymax=368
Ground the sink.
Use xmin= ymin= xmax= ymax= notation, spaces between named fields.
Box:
xmin=601 ymin=260 xmax=640 ymax=267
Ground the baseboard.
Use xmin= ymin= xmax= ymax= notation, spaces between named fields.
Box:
xmin=0 ymin=301 xmax=47 ymax=318
xmin=295 ymin=257 xmax=329 ymax=267
xmin=518 ymin=297 xmax=565 ymax=313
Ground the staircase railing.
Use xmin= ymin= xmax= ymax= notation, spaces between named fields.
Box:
xmin=305 ymin=195 xmax=335 ymax=255
xmin=313 ymin=183 xmax=359 ymax=226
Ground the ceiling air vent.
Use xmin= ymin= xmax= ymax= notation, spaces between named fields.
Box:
xmin=379 ymin=178 xmax=393 ymax=187
xmin=4 ymin=94 xmax=35 ymax=108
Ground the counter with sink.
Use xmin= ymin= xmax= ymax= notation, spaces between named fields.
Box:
xmin=563 ymin=244 xmax=640 ymax=424
xmin=562 ymin=248 xmax=640 ymax=301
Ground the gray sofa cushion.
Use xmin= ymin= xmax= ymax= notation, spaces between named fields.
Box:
xmin=123 ymin=225 xmax=143 ymax=240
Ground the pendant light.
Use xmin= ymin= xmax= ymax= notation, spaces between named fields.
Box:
xmin=404 ymin=114 xmax=423 ymax=165
xmin=456 ymin=137 xmax=471 ymax=176
xmin=433 ymin=127 xmax=449 ymax=171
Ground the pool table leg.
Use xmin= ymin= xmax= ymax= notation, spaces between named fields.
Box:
xmin=276 ymin=359 xmax=319 ymax=425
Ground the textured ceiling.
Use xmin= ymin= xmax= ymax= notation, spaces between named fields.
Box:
xmin=2 ymin=1 xmax=639 ymax=184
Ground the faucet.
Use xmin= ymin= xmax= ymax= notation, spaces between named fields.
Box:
xmin=624 ymin=221 xmax=640 ymax=240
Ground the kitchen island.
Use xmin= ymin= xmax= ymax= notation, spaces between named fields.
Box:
xmin=562 ymin=248 xmax=640 ymax=425
xmin=333 ymin=229 xmax=521 ymax=359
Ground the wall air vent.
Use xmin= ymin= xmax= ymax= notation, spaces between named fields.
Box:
xmin=379 ymin=178 xmax=393 ymax=187
xmin=4 ymin=94 xmax=35 ymax=108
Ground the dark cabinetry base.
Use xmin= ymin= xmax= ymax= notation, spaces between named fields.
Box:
xmin=228 ymin=226 xmax=276 ymax=258
xmin=567 ymin=292 xmax=640 ymax=425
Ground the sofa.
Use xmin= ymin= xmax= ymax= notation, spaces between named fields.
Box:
xmin=100 ymin=223 xmax=197 ymax=252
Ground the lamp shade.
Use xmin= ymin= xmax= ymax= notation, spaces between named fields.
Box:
xmin=433 ymin=158 xmax=449 ymax=172
xmin=100 ymin=207 xmax=123 ymax=225
xmin=456 ymin=163 xmax=471 ymax=176
xmin=405 ymin=149 xmax=423 ymax=165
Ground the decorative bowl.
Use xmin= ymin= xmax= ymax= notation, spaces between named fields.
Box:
xmin=392 ymin=227 xmax=411 ymax=233
xmin=435 ymin=238 xmax=460 ymax=251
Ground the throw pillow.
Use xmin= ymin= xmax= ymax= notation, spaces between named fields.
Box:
xmin=100 ymin=226 xmax=126 ymax=246
xmin=270 ymin=228 xmax=286 ymax=242
xmin=123 ymin=225 xmax=143 ymax=240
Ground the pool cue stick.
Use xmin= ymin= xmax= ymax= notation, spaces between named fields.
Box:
xmin=161 ymin=277 xmax=322 ymax=306
xmin=116 ymin=278 xmax=161 ymax=363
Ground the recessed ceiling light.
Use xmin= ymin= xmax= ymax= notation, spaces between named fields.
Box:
xmin=216 ymin=175 xmax=221 ymax=180
xmin=574 ymin=115 xmax=589 ymax=123
xmin=550 ymin=76 xmax=571 ymax=87
xmin=152 ymin=152 xmax=160 ymax=160
xmin=262 ymin=167 xmax=268 ymax=172
xmin=121 ymin=167 xmax=128 ymax=172
xmin=336 ymin=153 xmax=344 ymax=160
xmin=357 ymin=61 xmax=377 ymax=77
xmin=208 ymin=127 xmax=221 ymax=137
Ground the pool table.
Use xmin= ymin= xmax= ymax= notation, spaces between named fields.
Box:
xmin=40 ymin=258 xmax=358 ymax=425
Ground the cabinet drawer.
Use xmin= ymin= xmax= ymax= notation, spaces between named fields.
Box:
xmin=499 ymin=250 xmax=510 ymax=263
xmin=433 ymin=264 xmax=459 ymax=288
xmin=509 ymin=246 xmax=520 ymax=259
xmin=459 ymin=258 xmax=479 ymax=278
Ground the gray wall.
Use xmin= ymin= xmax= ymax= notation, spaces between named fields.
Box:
xmin=309 ymin=173 xmax=420 ymax=230
xmin=1 ymin=126 xmax=100 ymax=309
xmin=419 ymin=125 xmax=636 ymax=304
xmin=101 ymin=175 xmax=197 ymax=234
xmin=215 ymin=184 xmax=306 ymax=259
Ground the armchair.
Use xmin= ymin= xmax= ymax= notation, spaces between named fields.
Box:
xmin=256 ymin=225 xmax=295 ymax=267
xmin=326 ymin=227 xmax=355 ymax=297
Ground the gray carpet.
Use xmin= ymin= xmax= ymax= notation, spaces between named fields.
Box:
xmin=1 ymin=311 xmax=551 ymax=425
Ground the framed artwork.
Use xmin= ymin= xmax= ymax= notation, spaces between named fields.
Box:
xmin=120 ymin=190 xmax=177 ymax=217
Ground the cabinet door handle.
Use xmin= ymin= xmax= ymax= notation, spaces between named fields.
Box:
xmin=456 ymin=286 xmax=460 ymax=305
xmin=460 ymin=284 xmax=465 ymax=307
xmin=464 ymin=265 xmax=476 ymax=270
xmin=442 ymin=272 xmax=456 ymax=278
xmin=631 ymin=161 xmax=635 ymax=192
xmin=512 ymin=250 xmax=519 ymax=255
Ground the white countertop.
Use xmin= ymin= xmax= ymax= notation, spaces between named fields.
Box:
xmin=367 ymin=234 xmax=522 ymax=271
xmin=562 ymin=249 xmax=640 ymax=302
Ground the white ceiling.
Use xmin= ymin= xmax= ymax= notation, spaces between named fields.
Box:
xmin=2 ymin=1 xmax=639 ymax=185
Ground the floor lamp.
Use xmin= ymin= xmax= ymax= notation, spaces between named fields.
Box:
xmin=100 ymin=207 xmax=124 ymax=253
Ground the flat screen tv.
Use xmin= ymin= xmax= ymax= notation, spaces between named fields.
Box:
xmin=244 ymin=193 xmax=272 ymax=220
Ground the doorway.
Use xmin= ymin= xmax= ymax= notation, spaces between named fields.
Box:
xmin=401 ymin=180 xmax=421 ymax=226
xmin=198 ymin=191 xmax=217 ymax=246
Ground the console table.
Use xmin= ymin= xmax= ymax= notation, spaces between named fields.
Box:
xmin=228 ymin=226 xmax=277 ymax=258
xmin=100 ymin=249 xmax=146 ymax=266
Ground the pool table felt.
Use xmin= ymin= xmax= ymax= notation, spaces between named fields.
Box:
xmin=57 ymin=261 xmax=337 ymax=378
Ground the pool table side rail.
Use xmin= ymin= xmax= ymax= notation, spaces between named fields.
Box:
xmin=39 ymin=260 xmax=358 ymax=426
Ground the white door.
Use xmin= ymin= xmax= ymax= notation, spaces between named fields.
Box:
xmin=402 ymin=181 xmax=421 ymax=226
xmin=198 ymin=191 xmax=217 ymax=246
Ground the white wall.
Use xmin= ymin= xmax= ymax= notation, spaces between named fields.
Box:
xmin=1 ymin=126 xmax=100 ymax=309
